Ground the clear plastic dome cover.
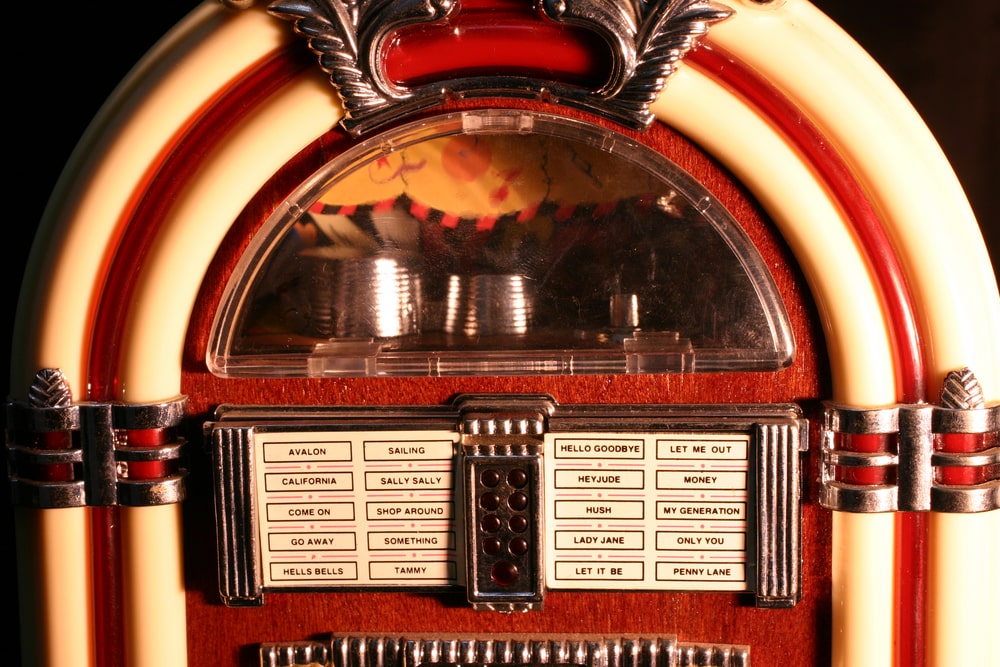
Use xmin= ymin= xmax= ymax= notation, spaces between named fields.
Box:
xmin=207 ymin=110 xmax=794 ymax=377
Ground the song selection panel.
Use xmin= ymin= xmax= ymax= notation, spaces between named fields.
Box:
xmin=253 ymin=427 xmax=750 ymax=592
xmin=545 ymin=432 xmax=751 ymax=591
xmin=256 ymin=430 xmax=461 ymax=588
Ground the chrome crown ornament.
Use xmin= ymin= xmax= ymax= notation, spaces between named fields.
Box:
xmin=267 ymin=0 xmax=732 ymax=134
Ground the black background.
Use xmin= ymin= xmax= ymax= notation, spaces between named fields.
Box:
xmin=3 ymin=0 xmax=998 ymax=659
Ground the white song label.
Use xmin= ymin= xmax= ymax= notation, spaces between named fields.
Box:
xmin=547 ymin=431 xmax=751 ymax=592
xmin=255 ymin=430 xmax=459 ymax=589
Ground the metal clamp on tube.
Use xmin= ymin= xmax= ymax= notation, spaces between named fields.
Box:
xmin=820 ymin=367 xmax=1000 ymax=514
xmin=6 ymin=369 xmax=85 ymax=509
xmin=5 ymin=368 xmax=189 ymax=509
xmin=933 ymin=368 xmax=1000 ymax=512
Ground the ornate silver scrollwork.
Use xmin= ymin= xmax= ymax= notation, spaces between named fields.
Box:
xmin=266 ymin=0 xmax=732 ymax=134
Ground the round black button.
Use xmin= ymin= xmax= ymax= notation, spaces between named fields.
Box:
xmin=509 ymin=537 xmax=529 ymax=556
xmin=480 ymin=492 xmax=500 ymax=510
xmin=491 ymin=561 xmax=519 ymax=586
xmin=481 ymin=469 xmax=501 ymax=487
xmin=508 ymin=515 xmax=528 ymax=533
xmin=481 ymin=514 xmax=502 ymax=533
xmin=483 ymin=537 xmax=502 ymax=555
xmin=508 ymin=491 xmax=528 ymax=511
xmin=507 ymin=468 xmax=528 ymax=488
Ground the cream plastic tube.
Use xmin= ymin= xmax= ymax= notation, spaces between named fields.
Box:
xmin=15 ymin=507 xmax=94 ymax=667
xmin=117 ymin=74 xmax=340 ymax=402
xmin=708 ymin=2 xmax=1000 ymax=665
xmin=10 ymin=5 xmax=295 ymax=667
xmin=119 ymin=505 xmax=187 ymax=667
xmin=102 ymin=10 xmax=339 ymax=667
xmin=652 ymin=66 xmax=898 ymax=667
xmin=116 ymin=71 xmax=339 ymax=667
xmin=713 ymin=0 xmax=1000 ymax=397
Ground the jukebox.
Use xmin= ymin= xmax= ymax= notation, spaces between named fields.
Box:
xmin=6 ymin=1 xmax=999 ymax=666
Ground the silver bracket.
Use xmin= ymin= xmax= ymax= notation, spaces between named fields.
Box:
xmin=262 ymin=0 xmax=733 ymax=135
xmin=260 ymin=635 xmax=750 ymax=667
xmin=820 ymin=368 xmax=1000 ymax=513
xmin=459 ymin=397 xmax=549 ymax=611
xmin=5 ymin=368 xmax=188 ymax=508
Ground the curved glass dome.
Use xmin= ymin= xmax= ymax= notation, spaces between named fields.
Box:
xmin=207 ymin=110 xmax=794 ymax=377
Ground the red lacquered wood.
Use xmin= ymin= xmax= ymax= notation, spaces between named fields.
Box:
xmin=174 ymin=101 xmax=833 ymax=666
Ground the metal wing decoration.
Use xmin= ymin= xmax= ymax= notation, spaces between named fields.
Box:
xmin=614 ymin=0 xmax=734 ymax=119
xmin=268 ymin=0 xmax=450 ymax=119
xmin=267 ymin=0 xmax=732 ymax=134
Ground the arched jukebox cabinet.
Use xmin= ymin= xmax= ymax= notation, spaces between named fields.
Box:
xmin=7 ymin=1 xmax=999 ymax=666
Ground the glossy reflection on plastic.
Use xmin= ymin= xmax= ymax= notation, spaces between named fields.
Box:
xmin=207 ymin=109 xmax=794 ymax=378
